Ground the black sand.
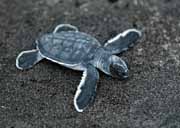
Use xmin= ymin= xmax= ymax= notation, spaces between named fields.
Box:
xmin=0 ymin=0 xmax=180 ymax=127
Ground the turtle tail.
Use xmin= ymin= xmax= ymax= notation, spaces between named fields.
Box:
xmin=16 ymin=49 xmax=43 ymax=70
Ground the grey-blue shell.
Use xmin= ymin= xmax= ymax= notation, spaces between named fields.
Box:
xmin=37 ymin=31 xmax=101 ymax=64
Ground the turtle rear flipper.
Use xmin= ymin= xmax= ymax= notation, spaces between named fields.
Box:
xmin=16 ymin=49 xmax=43 ymax=70
xmin=53 ymin=24 xmax=78 ymax=33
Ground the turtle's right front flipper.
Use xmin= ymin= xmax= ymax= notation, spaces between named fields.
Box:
xmin=74 ymin=64 xmax=99 ymax=112
xmin=16 ymin=49 xmax=43 ymax=70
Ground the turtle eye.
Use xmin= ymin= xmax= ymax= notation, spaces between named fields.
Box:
xmin=110 ymin=64 xmax=128 ymax=79
xmin=109 ymin=64 xmax=118 ymax=77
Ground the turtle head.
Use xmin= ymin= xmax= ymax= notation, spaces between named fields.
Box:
xmin=109 ymin=55 xmax=128 ymax=79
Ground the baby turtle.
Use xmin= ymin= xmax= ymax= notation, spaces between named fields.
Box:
xmin=16 ymin=24 xmax=142 ymax=112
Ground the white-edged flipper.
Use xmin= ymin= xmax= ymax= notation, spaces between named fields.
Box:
xmin=74 ymin=64 xmax=99 ymax=112
xmin=16 ymin=49 xmax=43 ymax=70
xmin=53 ymin=24 xmax=78 ymax=33
xmin=104 ymin=29 xmax=142 ymax=54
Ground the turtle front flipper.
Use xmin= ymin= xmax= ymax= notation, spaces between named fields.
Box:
xmin=104 ymin=29 xmax=142 ymax=54
xmin=74 ymin=64 xmax=99 ymax=112
xmin=16 ymin=49 xmax=43 ymax=70
xmin=53 ymin=24 xmax=78 ymax=33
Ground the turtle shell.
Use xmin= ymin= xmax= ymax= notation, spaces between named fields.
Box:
xmin=37 ymin=31 xmax=101 ymax=64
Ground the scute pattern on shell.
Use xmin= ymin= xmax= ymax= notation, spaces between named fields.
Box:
xmin=37 ymin=31 xmax=101 ymax=64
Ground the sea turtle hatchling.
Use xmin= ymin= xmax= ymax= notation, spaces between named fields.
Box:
xmin=16 ymin=24 xmax=142 ymax=112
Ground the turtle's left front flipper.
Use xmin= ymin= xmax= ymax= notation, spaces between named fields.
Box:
xmin=74 ymin=64 xmax=99 ymax=112
xmin=16 ymin=49 xmax=43 ymax=70
xmin=104 ymin=29 xmax=142 ymax=54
